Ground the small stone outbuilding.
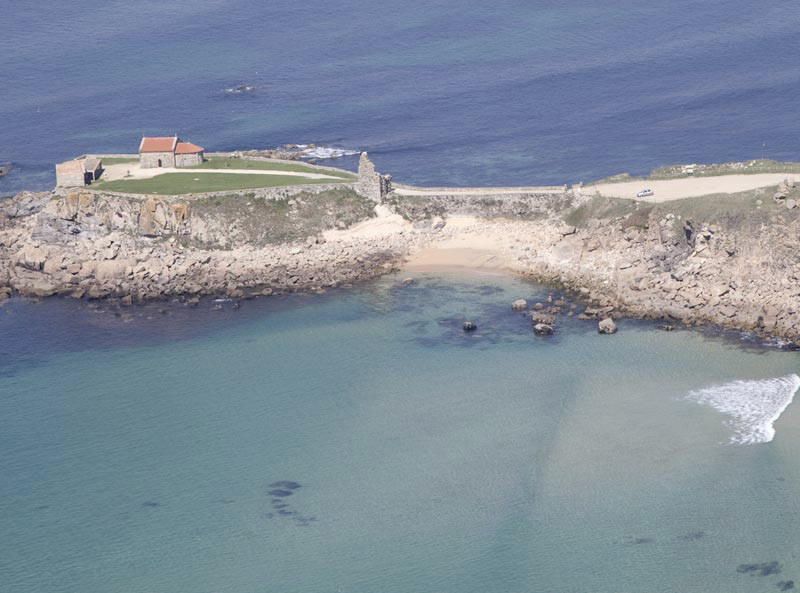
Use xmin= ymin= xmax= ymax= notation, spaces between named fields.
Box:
xmin=139 ymin=136 xmax=204 ymax=168
xmin=55 ymin=157 xmax=104 ymax=187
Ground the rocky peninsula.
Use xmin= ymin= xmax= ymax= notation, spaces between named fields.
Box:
xmin=2 ymin=153 xmax=800 ymax=344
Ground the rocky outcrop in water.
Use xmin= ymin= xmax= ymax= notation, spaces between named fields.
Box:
xmin=598 ymin=318 xmax=618 ymax=334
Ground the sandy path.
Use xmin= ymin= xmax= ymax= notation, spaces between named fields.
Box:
xmin=101 ymin=163 xmax=341 ymax=182
xmin=591 ymin=173 xmax=794 ymax=202
xmin=394 ymin=173 xmax=794 ymax=202
xmin=322 ymin=205 xmax=412 ymax=242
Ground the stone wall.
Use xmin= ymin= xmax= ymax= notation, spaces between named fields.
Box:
xmin=387 ymin=190 xmax=575 ymax=220
xmin=140 ymin=151 xmax=176 ymax=168
xmin=175 ymin=152 xmax=203 ymax=168
xmin=55 ymin=168 xmax=84 ymax=188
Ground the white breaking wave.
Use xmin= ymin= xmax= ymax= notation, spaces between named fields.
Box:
xmin=687 ymin=374 xmax=800 ymax=444
xmin=296 ymin=145 xmax=359 ymax=160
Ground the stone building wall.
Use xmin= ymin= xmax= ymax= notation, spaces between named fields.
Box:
xmin=140 ymin=151 xmax=176 ymax=168
xmin=55 ymin=168 xmax=85 ymax=187
xmin=175 ymin=152 xmax=204 ymax=168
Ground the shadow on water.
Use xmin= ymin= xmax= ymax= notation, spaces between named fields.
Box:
xmin=0 ymin=290 xmax=347 ymax=378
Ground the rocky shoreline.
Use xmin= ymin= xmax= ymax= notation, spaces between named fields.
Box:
xmin=417 ymin=192 xmax=800 ymax=345
xmin=2 ymin=168 xmax=800 ymax=345
xmin=0 ymin=188 xmax=423 ymax=304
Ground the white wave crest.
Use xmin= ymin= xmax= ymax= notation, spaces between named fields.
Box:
xmin=687 ymin=374 xmax=800 ymax=444
xmin=297 ymin=146 xmax=359 ymax=159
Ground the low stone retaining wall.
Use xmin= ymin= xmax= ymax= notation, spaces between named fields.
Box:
xmin=387 ymin=189 xmax=577 ymax=220
xmin=392 ymin=183 xmax=568 ymax=195
xmin=84 ymin=182 xmax=357 ymax=202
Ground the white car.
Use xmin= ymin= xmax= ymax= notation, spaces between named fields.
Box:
xmin=636 ymin=188 xmax=654 ymax=198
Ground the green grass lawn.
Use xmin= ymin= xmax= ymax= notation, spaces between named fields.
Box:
xmin=93 ymin=172 xmax=347 ymax=195
xmin=194 ymin=157 xmax=355 ymax=179
xmin=97 ymin=157 xmax=138 ymax=165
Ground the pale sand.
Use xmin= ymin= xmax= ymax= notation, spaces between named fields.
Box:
xmin=591 ymin=173 xmax=795 ymax=202
xmin=403 ymin=247 xmax=511 ymax=273
xmin=402 ymin=216 xmax=519 ymax=273
xmin=101 ymin=163 xmax=341 ymax=182
xmin=323 ymin=205 xmax=412 ymax=242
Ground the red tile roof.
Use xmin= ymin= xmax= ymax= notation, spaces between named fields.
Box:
xmin=175 ymin=141 xmax=204 ymax=154
xmin=139 ymin=136 xmax=178 ymax=153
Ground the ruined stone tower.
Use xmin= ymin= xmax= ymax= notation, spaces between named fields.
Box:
xmin=356 ymin=152 xmax=392 ymax=202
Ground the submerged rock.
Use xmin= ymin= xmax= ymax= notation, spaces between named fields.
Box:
xmin=531 ymin=311 xmax=556 ymax=325
xmin=737 ymin=561 xmax=782 ymax=577
xmin=269 ymin=480 xmax=301 ymax=490
xmin=533 ymin=323 xmax=553 ymax=336
xmin=268 ymin=489 xmax=294 ymax=498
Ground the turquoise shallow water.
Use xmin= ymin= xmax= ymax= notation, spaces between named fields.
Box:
xmin=1 ymin=273 xmax=799 ymax=593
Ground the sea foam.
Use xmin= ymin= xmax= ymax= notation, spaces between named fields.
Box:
xmin=296 ymin=145 xmax=359 ymax=160
xmin=687 ymin=374 xmax=800 ymax=444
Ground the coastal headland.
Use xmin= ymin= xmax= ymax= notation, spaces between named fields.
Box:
xmin=2 ymin=152 xmax=800 ymax=343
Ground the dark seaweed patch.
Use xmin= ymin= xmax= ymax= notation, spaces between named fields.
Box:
xmin=678 ymin=531 xmax=706 ymax=541
xmin=268 ymin=489 xmax=294 ymax=498
xmin=264 ymin=480 xmax=314 ymax=526
xmin=403 ymin=320 xmax=430 ymax=334
xmin=777 ymin=582 xmax=795 ymax=591
xmin=268 ymin=481 xmax=301 ymax=490
xmin=737 ymin=562 xmax=782 ymax=577
xmin=141 ymin=501 xmax=160 ymax=508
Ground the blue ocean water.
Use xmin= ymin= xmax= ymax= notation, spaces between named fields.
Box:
xmin=1 ymin=273 xmax=799 ymax=593
xmin=2 ymin=0 xmax=800 ymax=194
xmin=3 ymin=4 xmax=800 ymax=591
